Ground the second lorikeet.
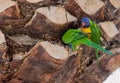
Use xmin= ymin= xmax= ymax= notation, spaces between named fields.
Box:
xmin=80 ymin=17 xmax=107 ymax=61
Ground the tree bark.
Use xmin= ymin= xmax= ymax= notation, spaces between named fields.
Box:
xmin=0 ymin=0 xmax=120 ymax=83
xmin=8 ymin=41 xmax=120 ymax=83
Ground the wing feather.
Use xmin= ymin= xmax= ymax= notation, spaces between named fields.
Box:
xmin=90 ymin=20 xmax=102 ymax=44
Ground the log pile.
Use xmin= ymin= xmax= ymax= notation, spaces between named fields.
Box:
xmin=0 ymin=0 xmax=120 ymax=83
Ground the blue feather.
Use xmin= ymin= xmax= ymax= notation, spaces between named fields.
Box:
xmin=81 ymin=17 xmax=90 ymax=28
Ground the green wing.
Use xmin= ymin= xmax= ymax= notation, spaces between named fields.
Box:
xmin=71 ymin=37 xmax=112 ymax=55
xmin=62 ymin=29 xmax=86 ymax=44
xmin=62 ymin=29 xmax=112 ymax=55
xmin=90 ymin=20 xmax=102 ymax=45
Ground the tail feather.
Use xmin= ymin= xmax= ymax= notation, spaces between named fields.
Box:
xmin=90 ymin=42 xmax=112 ymax=55
xmin=79 ymin=38 xmax=113 ymax=55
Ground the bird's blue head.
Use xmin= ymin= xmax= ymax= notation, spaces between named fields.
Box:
xmin=81 ymin=17 xmax=90 ymax=28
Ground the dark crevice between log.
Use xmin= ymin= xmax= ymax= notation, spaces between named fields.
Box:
xmin=2 ymin=61 xmax=23 ymax=83
xmin=102 ymin=0 xmax=117 ymax=21
xmin=30 ymin=0 xmax=68 ymax=8
xmin=91 ymin=0 xmax=116 ymax=22
xmin=106 ymin=33 xmax=120 ymax=50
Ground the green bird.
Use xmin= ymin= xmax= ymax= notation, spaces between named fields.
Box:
xmin=80 ymin=17 xmax=112 ymax=61
xmin=62 ymin=29 xmax=112 ymax=55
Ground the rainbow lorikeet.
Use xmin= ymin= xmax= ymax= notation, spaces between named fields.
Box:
xmin=80 ymin=17 xmax=112 ymax=60
xmin=62 ymin=17 xmax=112 ymax=60
xmin=62 ymin=29 xmax=112 ymax=55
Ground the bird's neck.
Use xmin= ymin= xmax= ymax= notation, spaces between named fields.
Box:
xmin=81 ymin=27 xmax=91 ymax=34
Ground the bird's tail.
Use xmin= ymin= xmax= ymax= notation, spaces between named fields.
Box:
xmin=79 ymin=37 xmax=113 ymax=55
xmin=90 ymin=41 xmax=113 ymax=55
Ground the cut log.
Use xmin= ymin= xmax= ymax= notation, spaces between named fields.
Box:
xmin=40 ymin=41 xmax=68 ymax=59
xmin=64 ymin=0 xmax=105 ymax=20
xmin=75 ymin=0 xmax=104 ymax=15
xmin=26 ymin=5 xmax=77 ymax=26
xmin=9 ymin=41 xmax=68 ymax=83
xmin=99 ymin=21 xmax=119 ymax=41
xmin=109 ymin=0 xmax=120 ymax=8
xmin=0 ymin=0 xmax=35 ymax=35
xmin=64 ymin=0 xmax=89 ymax=18
xmin=6 ymin=35 xmax=38 ymax=61
xmin=0 ymin=0 xmax=19 ymax=19
xmin=0 ymin=6 xmax=20 ymax=19
xmin=26 ymin=6 xmax=77 ymax=40
xmin=36 ymin=6 xmax=77 ymax=24
xmin=0 ymin=30 xmax=7 ymax=60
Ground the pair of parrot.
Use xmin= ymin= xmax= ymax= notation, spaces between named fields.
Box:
xmin=62 ymin=17 xmax=112 ymax=61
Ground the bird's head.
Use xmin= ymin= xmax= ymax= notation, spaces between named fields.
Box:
xmin=81 ymin=17 xmax=90 ymax=28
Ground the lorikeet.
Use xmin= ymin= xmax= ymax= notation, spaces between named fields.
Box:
xmin=62 ymin=29 xmax=112 ymax=55
xmin=80 ymin=17 xmax=112 ymax=61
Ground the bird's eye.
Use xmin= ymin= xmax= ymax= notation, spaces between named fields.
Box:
xmin=84 ymin=22 xmax=90 ymax=28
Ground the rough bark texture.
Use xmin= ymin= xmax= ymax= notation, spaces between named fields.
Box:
xmin=9 ymin=42 xmax=68 ymax=83
xmin=8 ymin=42 xmax=120 ymax=83
xmin=7 ymin=42 xmax=79 ymax=83
xmin=0 ymin=0 xmax=120 ymax=83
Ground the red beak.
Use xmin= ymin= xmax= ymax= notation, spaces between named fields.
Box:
xmin=82 ymin=22 xmax=85 ymax=27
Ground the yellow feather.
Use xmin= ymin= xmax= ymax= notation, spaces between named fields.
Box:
xmin=81 ymin=27 xmax=91 ymax=38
